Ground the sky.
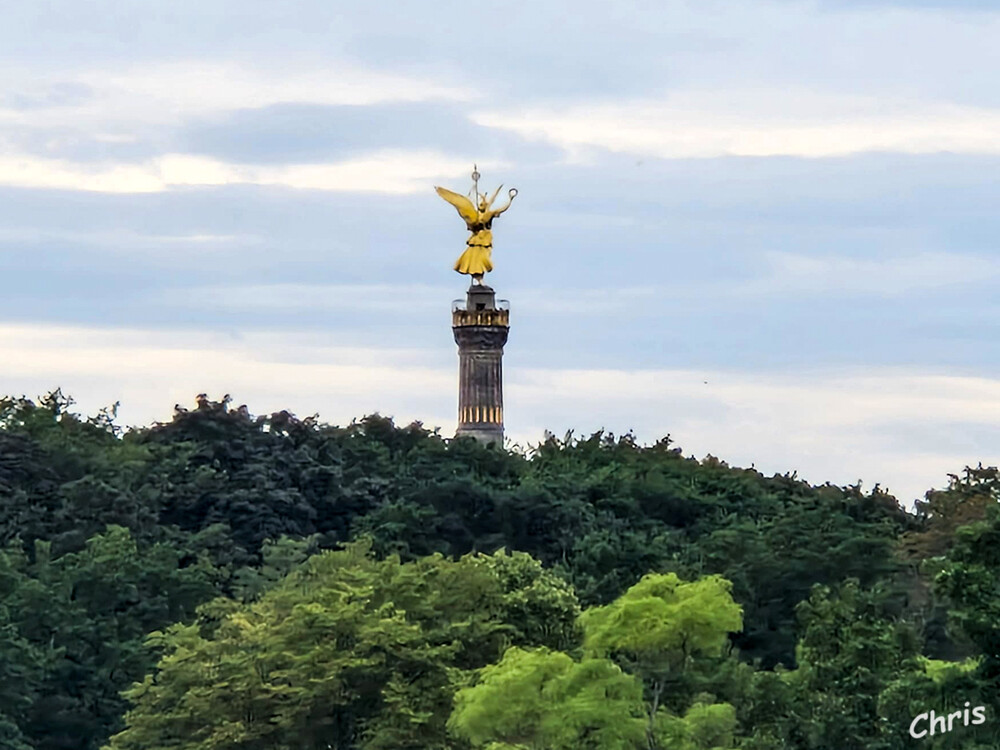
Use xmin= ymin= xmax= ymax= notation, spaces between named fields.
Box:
xmin=2 ymin=0 xmax=1000 ymax=505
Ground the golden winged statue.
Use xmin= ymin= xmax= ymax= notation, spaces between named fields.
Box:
xmin=435 ymin=166 xmax=517 ymax=284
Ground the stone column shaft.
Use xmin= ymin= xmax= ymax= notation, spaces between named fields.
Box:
xmin=452 ymin=285 xmax=509 ymax=445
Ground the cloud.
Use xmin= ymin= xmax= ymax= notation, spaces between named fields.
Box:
xmin=812 ymin=0 xmax=1000 ymax=10
xmin=0 ymin=150 xmax=498 ymax=193
xmin=0 ymin=227 xmax=256 ymax=248
xmin=3 ymin=149 xmax=1000 ymax=382
xmin=0 ymin=61 xmax=477 ymax=130
xmin=0 ymin=62 xmax=487 ymax=189
xmin=473 ymin=91 xmax=1000 ymax=158
xmin=511 ymin=250 xmax=1000 ymax=309
xmin=176 ymin=102 xmax=547 ymax=165
xmin=2 ymin=81 xmax=95 ymax=110
xmin=743 ymin=250 xmax=1000 ymax=297
xmin=157 ymin=283 xmax=455 ymax=313
xmin=0 ymin=324 xmax=456 ymax=437
xmin=509 ymin=366 xmax=1000 ymax=503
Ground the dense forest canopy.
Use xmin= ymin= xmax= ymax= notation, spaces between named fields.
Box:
xmin=0 ymin=390 xmax=998 ymax=749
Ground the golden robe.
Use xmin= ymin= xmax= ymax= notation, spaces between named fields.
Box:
xmin=454 ymin=228 xmax=494 ymax=275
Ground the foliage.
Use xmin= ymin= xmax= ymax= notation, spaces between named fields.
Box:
xmin=582 ymin=573 xmax=743 ymax=667
xmin=900 ymin=466 xmax=999 ymax=561
xmin=449 ymin=647 xmax=647 ymax=750
xmin=932 ymin=502 xmax=1000 ymax=745
xmin=0 ymin=392 xmax=994 ymax=749
xmin=453 ymin=571 xmax=740 ymax=750
xmin=0 ymin=525 xmax=220 ymax=750
xmin=653 ymin=701 xmax=737 ymax=750
xmin=105 ymin=543 xmax=582 ymax=750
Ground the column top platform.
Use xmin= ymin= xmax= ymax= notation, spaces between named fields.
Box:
xmin=451 ymin=284 xmax=509 ymax=313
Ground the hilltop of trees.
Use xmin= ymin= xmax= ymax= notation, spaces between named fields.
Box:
xmin=0 ymin=390 xmax=997 ymax=749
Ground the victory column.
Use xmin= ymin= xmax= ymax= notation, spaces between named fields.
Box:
xmin=435 ymin=166 xmax=517 ymax=445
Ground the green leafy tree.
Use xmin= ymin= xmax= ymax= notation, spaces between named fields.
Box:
xmin=25 ymin=527 xmax=220 ymax=750
xmin=581 ymin=572 xmax=742 ymax=746
xmin=448 ymin=647 xmax=647 ymax=750
xmin=450 ymin=572 xmax=742 ymax=750
xmin=0 ymin=525 xmax=222 ymax=750
xmin=0 ymin=392 xmax=952 ymax=749
xmin=105 ymin=544 xmax=581 ymax=750
xmin=878 ymin=656 xmax=995 ymax=750
xmin=933 ymin=502 xmax=1000 ymax=737
xmin=653 ymin=701 xmax=737 ymax=750
xmin=744 ymin=580 xmax=920 ymax=750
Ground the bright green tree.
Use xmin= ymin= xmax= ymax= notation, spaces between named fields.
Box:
xmin=581 ymin=572 xmax=743 ymax=747
xmin=653 ymin=701 xmax=737 ymax=750
xmin=448 ymin=647 xmax=647 ymax=750
xmin=453 ymin=573 xmax=743 ymax=750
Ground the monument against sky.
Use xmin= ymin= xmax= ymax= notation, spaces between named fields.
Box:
xmin=436 ymin=166 xmax=517 ymax=445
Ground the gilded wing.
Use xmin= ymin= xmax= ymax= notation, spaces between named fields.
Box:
xmin=435 ymin=186 xmax=479 ymax=225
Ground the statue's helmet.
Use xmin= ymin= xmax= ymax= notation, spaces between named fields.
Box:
xmin=478 ymin=196 xmax=488 ymax=211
